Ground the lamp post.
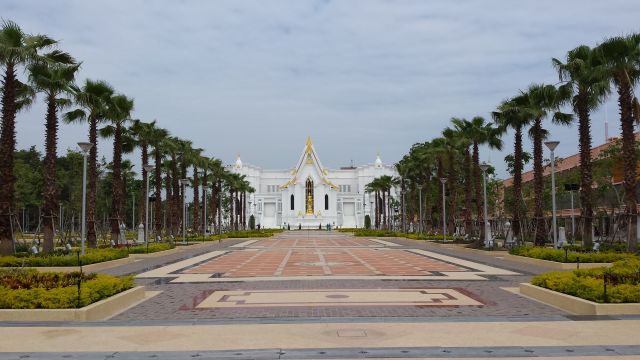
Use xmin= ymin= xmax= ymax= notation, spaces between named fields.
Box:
xmin=440 ymin=178 xmax=447 ymax=243
xmin=545 ymin=141 xmax=560 ymax=248
xmin=78 ymin=142 xmax=93 ymax=255
xmin=202 ymin=172 xmax=207 ymax=237
xmin=143 ymin=165 xmax=154 ymax=250
xmin=480 ymin=162 xmax=491 ymax=248
xmin=417 ymin=185 xmax=423 ymax=233
xmin=180 ymin=179 xmax=189 ymax=244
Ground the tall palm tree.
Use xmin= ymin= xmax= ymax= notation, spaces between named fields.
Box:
xmin=452 ymin=116 xmax=503 ymax=239
xmin=493 ymin=99 xmax=529 ymax=241
xmin=598 ymin=34 xmax=640 ymax=252
xmin=208 ymin=158 xmax=225 ymax=233
xmin=103 ymin=94 xmax=134 ymax=243
xmin=450 ymin=118 xmax=474 ymax=237
xmin=28 ymin=59 xmax=79 ymax=253
xmin=149 ymin=125 xmax=169 ymax=240
xmin=0 ymin=21 xmax=64 ymax=255
xmin=506 ymin=84 xmax=572 ymax=246
xmin=64 ymin=79 xmax=114 ymax=247
xmin=128 ymin=119 xmax=154 ymax=227
xmin=188 ymin=148 xmax=204 ymax=234
xmin=553 ymin=45 xmax=610 ymax=248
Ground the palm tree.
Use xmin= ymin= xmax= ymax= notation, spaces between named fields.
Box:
xmin=450 ymin=118 xmax=474 ymax=237
xmin=452 ymin=116 xmax=503 ymax=239
xmin=128 ymin=119 xmax=154 ymax=227
xmin=493 ymin=99 xmax=529 ymax=241
xmin=598 ymin=34 xmax=640 ymax=252
xmin=103 ymin=94 xmax=134 ymax=243
xmin=553 ymin=45 xmax=610 ymax=248
xmin=506 ymin=84 xmax=572 ymax=246
xmin=0 ymin=21 xmax=63 ymax=254
xmin=149 ymin=125 xmax=169 ymax=240
xmin=64 ymin=79 xmax=114 ymax=247
xmin=28 ymin=58 xmax=79 ymax=253
xmin=208 ymin=158 xmax=225 ymax=233
xmin=188 ymin=148 xmax=204 ymax=234
xmin=365 ymin=178 xmax=383 ymax=229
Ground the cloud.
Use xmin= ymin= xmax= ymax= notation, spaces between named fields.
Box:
xmin=4 ymin=0 xmax=640 ymax=178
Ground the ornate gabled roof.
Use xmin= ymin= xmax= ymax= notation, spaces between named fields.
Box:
xmin=279 ymin=137 xmax=338 ymax=190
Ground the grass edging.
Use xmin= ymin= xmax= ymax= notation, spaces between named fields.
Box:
xmin=0 ymin=286 xmax=145 ymax=321
xmin=509 ymin=255 xmax=611 ymax=270
xmin=519 ymin=283 xmax=640 ymax=315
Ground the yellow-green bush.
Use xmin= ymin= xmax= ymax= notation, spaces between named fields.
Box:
xmin=532 ymin=258 xmax=640 ymax=303
xmin=348 ymin=229 xmax=465 ymax=241
xmin=0 ymin=248 xmax=129 ymax=267
xmin=128 ymin=243 xmax=174 ymax=254
xmin=0 ymin=269 xmax=134 ymax=309
xmin=511 ymin=246 xmax=635 ymax=263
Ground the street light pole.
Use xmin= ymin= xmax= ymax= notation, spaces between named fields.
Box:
xmin=78 ymin=142 xmax=93 ymax=256
xmin=570 ymin=190 xmax=575 ymax=241
xmin=480 ymin=162 xmax=491 ymax=248
xmin=545 ymin=141 xmax=560 ymax=248
xmin=440 ymin=178 xmax=447 ymax=243
xmin=143 ymin=165 xmax=154 ymax=250
xmin=417 ymin=185 xmax=423 ymax=234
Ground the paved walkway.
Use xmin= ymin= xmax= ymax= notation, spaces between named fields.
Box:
xmin=3 ymin=230 xmax=639 ymax=358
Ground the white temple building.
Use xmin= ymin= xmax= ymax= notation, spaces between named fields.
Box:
xmin=231 ymin=137 xmax=398 ymax=229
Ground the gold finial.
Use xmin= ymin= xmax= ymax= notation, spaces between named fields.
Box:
xmin=305 ymin=136 xmax=313 ymax=154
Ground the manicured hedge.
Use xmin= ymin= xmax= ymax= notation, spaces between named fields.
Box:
xmin=178 ymin=229 xmax=281 ymax=242
xmin=128 ymin=243 xmax=174 ymax=254
xmin=510 ymin=246 xmax=635 ymax=263
xmin=349 ymin=229 xmax=465 ymax=241
xmin=532 ymin=259 xmax=640 ymax=303
xmin=0 ymin=268 xmax=134 ymax=309
xmin=0 ymin=248 xmax=129 ymax=267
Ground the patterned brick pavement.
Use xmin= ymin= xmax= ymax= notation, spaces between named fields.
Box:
xmin=110 ymin=231 xmax=568 ymax=321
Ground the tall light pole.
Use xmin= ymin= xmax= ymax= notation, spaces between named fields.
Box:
xmin=545 ymin=141 xmax=560 ymax=248
xmin=143 ymin=165 xmax=154 ymax=249
xmin=180 ymin=179 xmax=189 ymax=243
xmin=480 ymin=162 xmax=491 ymax=248
xmin=78 ymin=142 xmax=93 ymax=256
xmin=202 ymin=172 xmax=207 ymax=237
xmin=440 ymin=178 xmax=447 ymax=243
xmin=417 ymin=185 xmax=423 ymax=233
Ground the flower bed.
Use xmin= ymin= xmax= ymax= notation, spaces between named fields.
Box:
xmin=531 ymin=259 xmax=640 ymax=303
xmin=0 ymin=268 xmax=134 ymax=309
xmin=510 ymin=246 xmax=635 ymax=263
xmin=178 ymin=229 xmax=281 ymax=242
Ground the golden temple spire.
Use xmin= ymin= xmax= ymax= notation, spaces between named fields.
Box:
xmin=305 ymin=136 xmax=313 ymax=153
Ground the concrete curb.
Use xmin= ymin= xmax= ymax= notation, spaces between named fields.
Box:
xmin=519 ymin=283 xmax=640 ymax=315
xmin=0 ymin=286 xmax=145 ymax=321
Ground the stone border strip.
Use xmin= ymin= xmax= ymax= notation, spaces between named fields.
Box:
xmin=136 ymin=250 xmax=228 ymax=278
xmin=369 ymin=239 xmax=401 ymax=247
xmin=230 ymin=240 xmax=259 ymax=248
xmin=407 ymin=249 xmax=519 ymax=275
xmin=0 ymin=286 xmax=145 ymax=322
xmin=520 ymin=283 xmax=640 ymax=315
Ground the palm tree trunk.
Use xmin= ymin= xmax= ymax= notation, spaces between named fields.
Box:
xmin=154 ymin=148 xmax=162 ymax=240
xmin=171 ymin=154 xmax=179 ymax=236
xmin=577 ymin=92 xmax=593 ymax=248
xmin=382 ymin=191 xmax=387 ymax=229
xmin=164 ymin=170 xmax=172 ymax=236
xmin=532 ymin=117 xmax=546 ymax=246
xmin=400 ymin=178 xmax=406 ymax=232
xmin=192 ymin=166 xmax=199 ymax=234
xmin=425 ymin=175 xmax=433 ymax=231
xmin=42 ymin=94 xmax=58 ymax=253
xmin=473 ymin=141 xmax=483 ymax=238
xmin=0 ymin=62 xmax=18 ymax=255
xmin=138 ymin=142 xmax=148 ymax=226
xmin=110 ymin=122 xmax=123 ymax=243
xmin=437 ymin=160 xmax=444 ymax=233
xmin=617 ymin=74 xmax=638 ymax=252
xmin=512 ymin=125 xmax=524 ymax=240
xmin=87 ymin=114 xmax=98 ymax=247
xmin=202 ymin=169 xmax=208 ymax=234
xmin=447 ymin=152 xmax=456 ymax=236
xmin=463 ymin=148 xmax=473 ymax=237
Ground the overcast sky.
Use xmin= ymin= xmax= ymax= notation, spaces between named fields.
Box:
xmin=5 ymin=0 xmax=640 ymax=179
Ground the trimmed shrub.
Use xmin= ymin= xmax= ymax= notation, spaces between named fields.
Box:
xmin=364 ymin=215 xmax=371 ymax=229
xmin=0 ymin=268 xmax=134 ymax=309
xmin=128 ymin=243 xmax=174 ymax=254
xmin=531 ymin=258 xmax=640 ymax=303
xmin=249 ymin=215 xmax=256 ymax=230
xmin=510 ymin=246 xmax=635 ymax=263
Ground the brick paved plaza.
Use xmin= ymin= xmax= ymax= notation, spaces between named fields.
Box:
xmin=111 ymin=230 xmax=563 ymax=320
